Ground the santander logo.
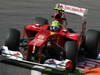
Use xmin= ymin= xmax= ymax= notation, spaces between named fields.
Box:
xmin=56 ymin=3 xmax=88 ymax=16
xmin=58 ymin=4 xmax=85 ymax=13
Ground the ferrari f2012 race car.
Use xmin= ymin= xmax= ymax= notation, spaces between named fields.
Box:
xmin=0 ymin=3 xmax=100 ymax=72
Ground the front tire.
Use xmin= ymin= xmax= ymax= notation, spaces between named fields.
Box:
xmin=64 ymin=41 xmax=78 ymax=72
xmin=4 ymin=28 xmax=20 ymax=51
xmin=85 ymin=29 xmax=100 ymax=59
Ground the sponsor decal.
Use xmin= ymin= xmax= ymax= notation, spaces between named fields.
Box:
xmin=77 ymin=59 xmax=100 ymax=70
xmin=55 ymin=3 xmax=88 ymax=17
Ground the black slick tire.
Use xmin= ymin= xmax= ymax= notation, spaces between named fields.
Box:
xmin=64 ymin=41 xmax=78 ymax=72
xmin=5 ymin=28 xmax=20 ymax=51
xmin=85 ymin=29 xmax=100 ymax=59
xmin=33 ymin=17 xmax=48 ymax=26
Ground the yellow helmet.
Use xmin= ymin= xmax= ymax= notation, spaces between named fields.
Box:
xmin=51 ymin=20 xmax=61 ymax=27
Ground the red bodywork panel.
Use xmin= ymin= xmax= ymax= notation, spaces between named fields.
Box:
xmin=28 ymin=30 xmax=50 ymax=46
xmin=24 ymin=24 xmax=80 ymax=52
xmin=65 ymin=32 xmax=80 ymax=41
xmin=25 ymin=24 xmax=48 ymax=32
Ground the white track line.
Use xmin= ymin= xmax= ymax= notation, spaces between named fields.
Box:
xmin=31 ymin=66 xmax=45 ymax=75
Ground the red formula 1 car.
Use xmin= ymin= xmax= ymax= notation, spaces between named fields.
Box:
xmin=2 ymin=4 xmax=100 ymax=72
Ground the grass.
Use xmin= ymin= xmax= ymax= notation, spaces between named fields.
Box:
xmin=42 ymin=68 xmax=83 ymax=75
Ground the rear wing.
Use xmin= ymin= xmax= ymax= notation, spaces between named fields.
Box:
xmin=55 ymin=3 xmax=88 ymax=17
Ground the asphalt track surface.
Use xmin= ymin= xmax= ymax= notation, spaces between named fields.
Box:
xmin=0 ymin=0 xmax=100 ymax=75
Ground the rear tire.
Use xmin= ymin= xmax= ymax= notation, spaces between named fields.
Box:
xmin=64 ymin=41 xmax=78 ymax=72
xmin=5 ymin=28 xmax=20 ymax=51
xmin=85 ymin=29 xmax=100 ymax=59
xmin=33 ymin=17 xmax=48 ymax=26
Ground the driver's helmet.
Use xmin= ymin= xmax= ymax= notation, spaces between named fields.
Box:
xmin=50 ymin=20 xmax=61 ymax=31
